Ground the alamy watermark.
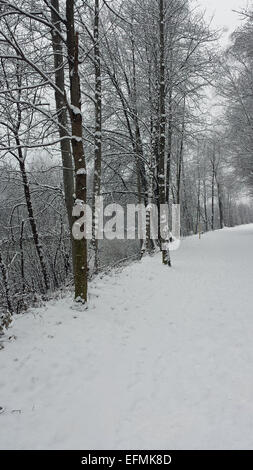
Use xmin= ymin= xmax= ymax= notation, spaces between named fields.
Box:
xmin=72 ymin=197 xmax=181 ymax=251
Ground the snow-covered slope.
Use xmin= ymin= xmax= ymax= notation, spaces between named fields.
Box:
xmin=1 ymin=225 xmax=253 ymax=450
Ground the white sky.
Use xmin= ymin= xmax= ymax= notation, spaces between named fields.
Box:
xmin=197 ymin=0 xmax=250 ymax=45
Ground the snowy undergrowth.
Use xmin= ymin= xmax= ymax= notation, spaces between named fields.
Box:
xmin=0 ymin=224 xmax=253 ymax=449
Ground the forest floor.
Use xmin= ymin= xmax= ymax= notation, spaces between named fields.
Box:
xmin=0 ymin=224 xmax=253 ymax=450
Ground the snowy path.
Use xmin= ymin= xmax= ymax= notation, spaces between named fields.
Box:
xmin=0 ymin=225 xmax=253 ymax=450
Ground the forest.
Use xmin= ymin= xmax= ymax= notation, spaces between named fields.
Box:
xmin=0 ymin=0 xmax=253 ymax=330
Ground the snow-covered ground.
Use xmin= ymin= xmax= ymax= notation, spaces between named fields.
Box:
xmin=0 ymin=224 xmax=253 ymax=450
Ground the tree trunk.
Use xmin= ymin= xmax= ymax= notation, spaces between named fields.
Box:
xmin=19 ymin=157 xmax=50 ymax=292
xmin=176 ymin=96 xmax=186 ymax=205
xmin=50 ymin=0 xmax=74 ymax=233
xmin=158 ymin=0 xmax=171 ymax=266
xmin=0 ymin=251 xmax=13 ymax=315
xmin=211 ymin=163 xmax=215 ymax=231
xmin=92 ymin=0 xmax=102 ymax=273
xmin=66 ymin=0 xmax=88 ymax=303
xmin=203 ymin=177 xmax=208 ymax=232
xmin=131 ymin=33 xmax=147 ymax=254
xmin=19 ymin=220 xmax=25 ymax=296
xmin=216 ymin=177 xmax=224 ymax=229
xmin=166 ymin=88 xmax=173 ymax=205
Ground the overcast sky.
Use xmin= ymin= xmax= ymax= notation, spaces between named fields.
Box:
xmin=198 ymin=0 xmax=250 ymax=44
